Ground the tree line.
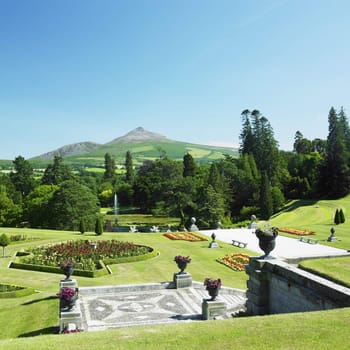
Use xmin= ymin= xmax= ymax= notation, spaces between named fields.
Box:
xmin=0 ymin=106 xmax=349 ymax=231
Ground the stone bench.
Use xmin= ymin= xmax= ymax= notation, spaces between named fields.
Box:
xmin=232 ymin=240 xmax=247 ymax=248
xmin=299 ymin=236 xmax=318 ymax=244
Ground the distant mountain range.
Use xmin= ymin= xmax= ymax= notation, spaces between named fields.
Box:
xmin=5 ymin=127 xmax=239 ymax=168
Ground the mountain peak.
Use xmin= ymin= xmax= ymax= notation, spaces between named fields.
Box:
xmin=108 ymin=127 xmax=168 ymax=143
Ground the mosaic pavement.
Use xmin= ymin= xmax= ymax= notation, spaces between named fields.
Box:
xmin=78 ymin=282 xmax=246 ymax=331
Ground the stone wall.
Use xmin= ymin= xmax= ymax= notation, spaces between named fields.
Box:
xmin=245 ymin=258 xmax=350 ymax=315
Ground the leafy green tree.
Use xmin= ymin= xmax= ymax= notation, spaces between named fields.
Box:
xmin=125 ymin=151 xmax=134 ymax=184
xmin=293 ymin=131 xmax=312 ymax=154
xmin=95 ymin=217 xmax=103 ymax=235
xmin=0 ymin=233 xmax=10 ymax=257
xmin=0 ymin=185 xmax=22 ymax=227
xmin=41 ymin=156 xmax=73 ymax=185
xmin=46 ymin=180 xmax=99 ymax=231
xmin=134 ymin=158 xmax=183 ymax=213
xmin=339 ymin=208 xmax=345 ymax=223
xmin=23 ymin=184 xmax=59 ymax=228
xmin=10 ymin=156 xmax=36 ymax=196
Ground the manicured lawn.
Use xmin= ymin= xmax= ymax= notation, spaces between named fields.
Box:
xmin=0 ymin=307 xmax=349 ymax=350
xmin=269 ymin=196 xmax=350 ymax=251
xmin=0 ymin=227 xmax=252 ymax=340
xmin=1 ymin=195 xmax=350 ymax=348
xmin=299 ymin=256 xmax=350 ymax=288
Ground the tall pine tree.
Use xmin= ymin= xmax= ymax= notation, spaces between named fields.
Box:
xmin=318 ymin=107 xmax=350 ymax=198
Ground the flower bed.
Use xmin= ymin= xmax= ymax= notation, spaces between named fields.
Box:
xmin=163 ymin=232 xmax=207 ymax=242
xmin=216 ymin=253 xmax=250 ymax=271
xmin=15 ymin=239 xmax=155 ymax=275
xmin=278 ymin=228 xmax=315 ymax=236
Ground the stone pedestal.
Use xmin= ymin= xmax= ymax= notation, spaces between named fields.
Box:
xmin=202 ymin=300 xmax=226 ymax=320
xmin=60 ymin=278 xmax=78 ymax=289
xmin=59 ymin=279 xmax=82 ymax=332
xmin=173 ymin=272 xmax=192 ymax=288
xmin=59 ymin=305 xmax=82 ymax=333
xmin=245 ymin=258 xmax=270 ymax=315
xmin=208 ymin=241 xmax=219 ymax=248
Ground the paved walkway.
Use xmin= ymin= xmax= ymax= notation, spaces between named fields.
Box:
xmin=75 ymin=228 xmax=349 ymax=332
xmin=199 ymin=228 xmax=350 ymax=262
xmin=78 ymin=282 xmax=246 ymax=331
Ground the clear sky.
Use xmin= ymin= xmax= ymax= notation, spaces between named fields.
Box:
xmin=0 ymin=0 xmax=349 ymax=160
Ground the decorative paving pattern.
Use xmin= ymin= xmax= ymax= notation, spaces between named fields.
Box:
xmin=78 ymin=282 xmax=246 ymax=331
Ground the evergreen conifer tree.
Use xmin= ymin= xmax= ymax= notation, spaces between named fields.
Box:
xmin=79 ymin=218 xmax=86 ymax=234
xmin=95 ymin=217 xmax=103 ymax=235
xmin=334 ymin=209 xmax=340 ymax=225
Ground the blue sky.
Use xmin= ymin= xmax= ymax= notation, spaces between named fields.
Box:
xmin=0 ymin=0 xmax=349 ymax=160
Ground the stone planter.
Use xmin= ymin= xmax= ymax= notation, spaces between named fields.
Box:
xmin=255 ymin=227 xmax=278 ymax=258
xmin=61 ymin=265 xmax=75 ymax=281
xmin=60 ymin=294 xmax=78 ymax=311
xmin=207 ymin=287 xmax=220 ymax=301
xmin=176 ymin=261 xmax=188 ymax=274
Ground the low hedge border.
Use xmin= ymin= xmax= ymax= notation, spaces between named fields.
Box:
xmin=10 ymin=246 xmax=157 ymax=278
xmin=9 ymin=261 xmax=109 ymax=278
xmin=103 ymin=247 xmax=158 ymax=265
xmin=0 ymin=284 xmax=35 ymax=298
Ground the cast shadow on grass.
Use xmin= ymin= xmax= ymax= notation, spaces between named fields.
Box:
xmin=19 ymin=326 xmax=59 ymax=337
xmin=22 ymin=295 xmax=57 ymax=305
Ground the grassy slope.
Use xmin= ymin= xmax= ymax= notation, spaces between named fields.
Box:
xmin=1 ymin=308 xmax=350 ymax=350
xmin=269 ymin=195 xmax=350 ymax=250
xmin=1 ymin=196 xmax=350 ymax=348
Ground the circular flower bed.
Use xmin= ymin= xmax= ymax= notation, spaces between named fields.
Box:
xmin=19 ymin=239 xmax=155 ymax=271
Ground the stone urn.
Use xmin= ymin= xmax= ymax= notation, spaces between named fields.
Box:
xmin=255 ymin=227 xmax=278 ymax=258
xmin=174 ymin=255 xmax=191 ymax=274
xmin=207 ymin=287 xmax=220 ymax=301
xmin=60 ymin=261 xmax=75 ymax=281
xmin=204 ymin=278 xmax=222 ymax=301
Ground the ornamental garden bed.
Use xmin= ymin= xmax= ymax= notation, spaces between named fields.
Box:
xmin=0 ymin=284 xmax=35 ymax=298
xmin=216 ymin=253 xmax=250 ymax=271
xmin=10 ymin=239 xmax=157 ymax=278
xmin=163 ymin=232 xmax=207 ymax=242
xmin=278 ymin=228 xmax=315 ymax=236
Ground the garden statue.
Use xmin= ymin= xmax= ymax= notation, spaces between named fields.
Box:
xmin=209 ymin=232 xmax=219 ymax=248
xmin=189 ymin=217 xmax=199 ymax=231
xmin=327 ymin=227 xmax=338 ymax=242
xmin=248 ymin=215 xmax=258 ymax=230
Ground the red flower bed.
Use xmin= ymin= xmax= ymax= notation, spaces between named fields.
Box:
xmin=163 ymin=232 xmax=207 ymax=242
xmin=216 ymin=253 xmax=250 ymax=271
xmin=278 ymin=228 xmax=315 ymax=236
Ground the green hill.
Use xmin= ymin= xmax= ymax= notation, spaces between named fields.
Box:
xmin=0 ymin=127 xmax=238 ymax=169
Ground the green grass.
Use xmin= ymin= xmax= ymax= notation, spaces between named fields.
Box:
xmin=0 ymin=307 xmax=349 ymax=350
xmin=1 ymin=196 xmax=350 ymax=348
xmin=299 ymin=256 xmax=350 ymax=287
xmin=269 ymin=195 xmax=350 ymax=250
xmin=0 ymin=227 xmax=253 ymax=340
